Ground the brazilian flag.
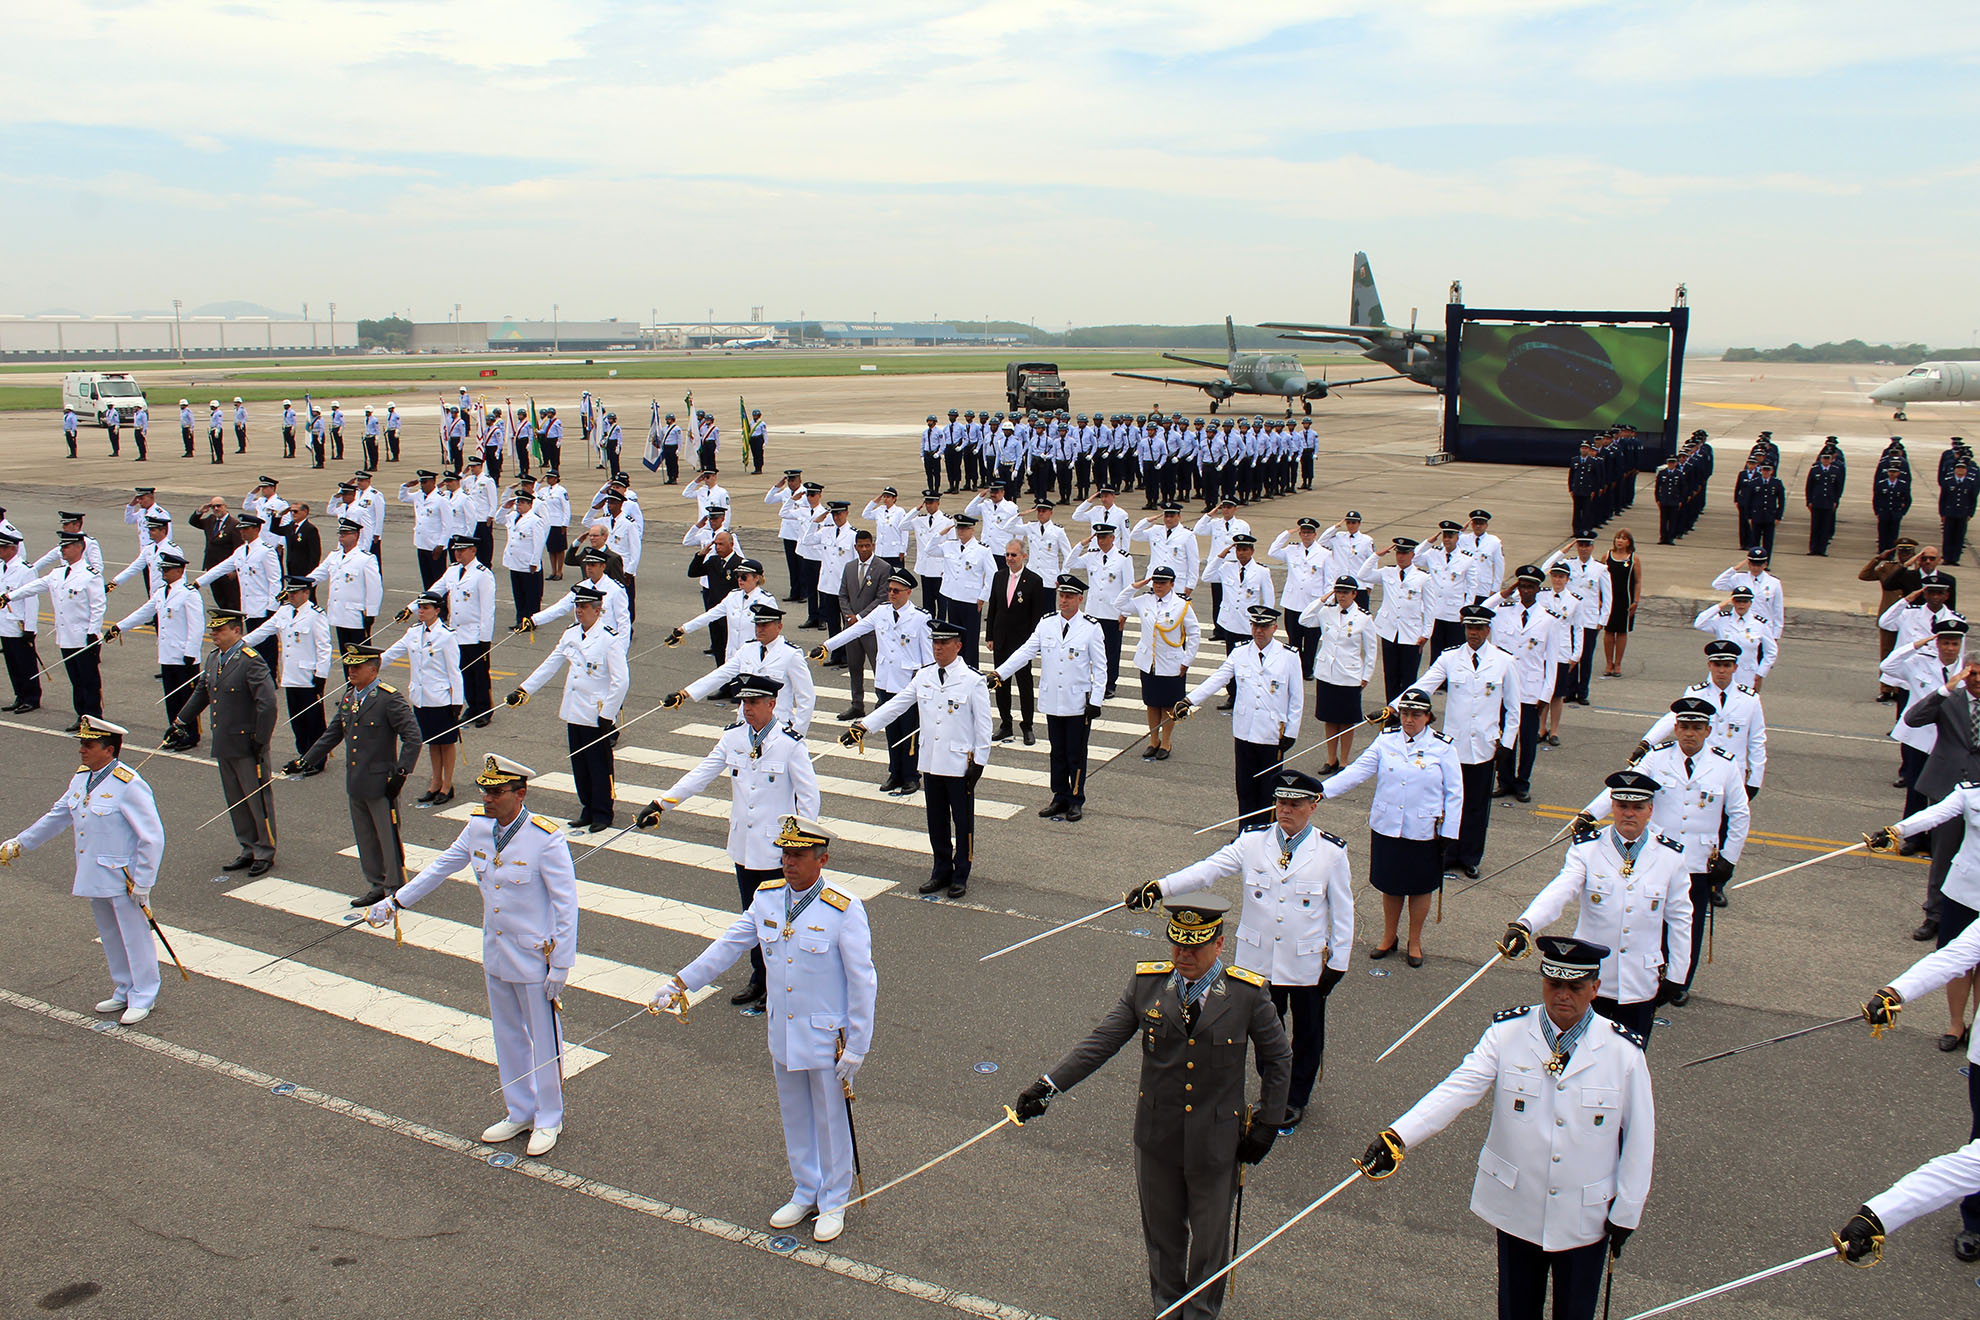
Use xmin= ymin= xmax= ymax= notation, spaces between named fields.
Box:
xmin=527 ymin=396 xmax=543 ymax=463
xmin=739 ymin=394 xmax=750 ymax=445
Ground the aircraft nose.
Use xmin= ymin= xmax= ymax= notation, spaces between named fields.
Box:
xmin=1870 ymin=383 xmax=1902 ymax=401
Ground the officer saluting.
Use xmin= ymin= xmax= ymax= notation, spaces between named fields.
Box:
xmin=659 ymin=816 xmax=875 ymax=1245
xmin=1358 ymin=935 xmax=1654 ymax=1320
xmin=0 ymin=717 xmax=166 ymax=1024
xmin=990 ymin=572 xmax=1107 ymax=821
xmin=1013 ymin=896 xmax=1290 ymax=1320
xmin=638 ymin=675 xmax=821 ymax=1009
xmin=509 ymin=582 xmax=628 ymax=833
xmin=1502 ymin=769 xmax=1692 ymax=1042
xmin=369 ymin=756 xmax=577 ymax=1157
xmin=1127 ymin=770 xmax=1350 ymax=1130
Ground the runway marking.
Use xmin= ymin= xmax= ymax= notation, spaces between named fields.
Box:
xmin=0 ymin=988 xmax=1062 ymax=1320
xmin=1528 ymin=806 xmax=1925 ymax=864
xmin=675 ymin=722 xmax=1054 ymax=788
xmin=516 ymin=769 xmax=939 ymax=853
xmin=137 ymin=926 xmax=609 ymax=1074
xmin=228 ymin=877 xmax=722 ymax=1011
xmin=1696 ymin=402 xmax=1786 ymax=412
xmin=419 ymin=810 xmax=899 ymax=901
xmin=604 ymin=748 xmax=1024 ymax=819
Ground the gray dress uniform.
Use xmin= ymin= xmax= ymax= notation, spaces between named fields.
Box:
xmin=176 ymin=639 xmax=280 ymax=865
xmin=299 ymin=678 xmax=423 ymax=897
xmin=1040 ymin=958 xmax=1290 ymax=1320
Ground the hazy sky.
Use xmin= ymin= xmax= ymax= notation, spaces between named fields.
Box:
xmin=8 ymin=0 xmax=1978 ymax=348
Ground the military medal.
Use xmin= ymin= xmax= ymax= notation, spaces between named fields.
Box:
xmin=1546 ymin=1047 xmax=1569 ymax=1076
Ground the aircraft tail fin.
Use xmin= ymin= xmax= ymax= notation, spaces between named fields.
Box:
xmin=1352 ymin=252 xmax=1387 ymax=328
xmin=1225 ymin=315 xmax=1238 ymax=361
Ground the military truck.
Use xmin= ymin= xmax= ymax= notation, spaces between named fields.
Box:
xmin=1005 ymin=361 xmax=1069 ymax=414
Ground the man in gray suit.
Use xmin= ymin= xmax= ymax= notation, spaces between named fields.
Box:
xmin=172 ymin=610 xmax=279 ymax=875
xmin=1903 ymin=657 xmax=1980 ymax=939
xmin=1013 ymin=896 xmax=1290 ymax=1320
xmin=834 ymin=529 xmax=889 ymax=720
xmin=289 ymin=643 xmax=423 ymax=907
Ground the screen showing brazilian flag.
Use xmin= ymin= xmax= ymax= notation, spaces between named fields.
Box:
xmin=1457 ymin=323 xmax=1670 ymax=430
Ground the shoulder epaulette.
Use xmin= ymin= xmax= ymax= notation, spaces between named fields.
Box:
xmin=239 ymin=645 xmax=259 ymax=659
xmin=1572 ymin=823 xmax=1602 ymax=843
xmin=1433 ymin=729 xmax=1454 ymax=743
xmin=1711 ymin=746 xmax=1735 ymax=760
xmin=1656 ymin=832 xmax=1685 ymax=853
xmin=604 ymin=625 xmax=618 ymax=635
xmin=723 ymin=718 xmax=744 ymax=731
xmin=1319 ymin=830 xmax=1346 ymax=848
xmin=1612 ymin=1023 xmax=1647 ymax=1049
xmin=757 ymin=878 xmax=788 ymax=892
xmin=1959 ymin=780 xmax=1980 ymax=792
xmin=469 ymin=806 xmax=488 ymax=817
xmin=1494 ymin=1005 xmax=1533 ymax=1022
xmin=820 ymin=887 xmax=850 ymax=911
xmin=1651 ymin=739 xmax=1676 ymax=751
xmin=377 ymin=683 xmax=396 ymax=693
xmin=1136 ymin=960 xmax=1174 ymax=975
xmin=530 ymin=814 xmax=558 ymax=833
xmin=1736 ymin=684 xmax=1756 ymax=695
xmin=783 ymin=724 xmax=804 ymax=740
xmin=1226 ymin=966 xmax=1266 ymax=987
xmin=112 ymin=765 xmax=134 ymax=783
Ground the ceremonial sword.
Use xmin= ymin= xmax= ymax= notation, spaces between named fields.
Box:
xmin=1155 ymin=1167 xmax=1363 ymax=1319
xmin=1727 ymin=840 xmax=1867 ymax=891
xmin=979 ymin=899 xmax=1126 ymax=962
xmin=837 ymin=1028 xmax=865 ymax=1198
xmin=837 ymin=1106 xmax=1024 ymax=1211
xmin=1444 ymin=820 xmax=1576 ymax=900
xmin=1678 ymin=1013 xmax=1866 ymax=1068
xmin=120 ymin=867 xmax=189 ymax=982
xmin=1249 ymin=710 xmax=1386 ymax=779
xmin=1617 ymin=1245 xmax=1837 ymax=1319
xmin=1374 ymin=950 xmax=1509 ymax=1063
xmin=492 ymin=992 xmax=689 ymax=1095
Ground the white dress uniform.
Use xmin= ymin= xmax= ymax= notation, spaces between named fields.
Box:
xmin=435 ymin=560 xmax=498 ymax=645
xmin=534 ymin=575 xmax=631 ymax=638
xmin=685 ymin=584 xmax=780 ymax=660
xmin=1867 ymin=1138 xmax=1980 ymax=1234
xmin=1188 ymin=638 xmax=1304 ymax=745
xmin=33 ymin=534 xmax=104 ymax=578
xmin=1641 ymin=680 xmax=1767 ymax=789
xmin=1586 ymin=744 xmax=1750 ymax=876
xmin=1268 ymin=534 xmax=1330 ymax=620
xmin=1362 ymin=562 xmax=1433 ymax=647
xmin=1417 ymin=641 xmax=1523 ymax=764
xmin=865 ymin=657 xmax=994 ymax=779
xmin=1710 ymin=566 xmax=1785 ymax=639
xmin=308 ymin=546 xmax=384 ymax=630
xmin=803 ymin=515 xmax=858 ymax=598
xmin=1073 ymin=497 xmax=1135 ymax=539
xmin=1323 ymin=728 xmax=1466 ymax=840
xmin=196 ymin=537 xmax=283 ymax=618
xmin=1020 ymin=519 xmax=1073 ymax=584
xmin=1692 ymin=605 xmax=1775 ymax=684
xmin=111 ymin=532 xmax=180 ymax=588
xmin=995 ymin=610 xmax=1108 ymax=716
xmin=1130 ymin=520 xmax=1201 ymax=590
xmin=1898 ymin=785 xmax=1980 ymax=916
xmin=13 ymin=559 xmax=106 ymax=648
xmin=1317 ymin=526 xmax=1374 ymax=586
xmin=380 ymin=621 xmax=465 ymax=708
xmin=1880 ymin=598 xmax=1960 ymax=651
xmin=825 ymin=600 xmax=934 ymax=693
xmin=676 ymin=875 xmax=876 ymax=1216
xmin=686 ymin=636 xmax=817 ymax=735
xmin=116 ymin=577 xmax=205 ymax=664
xmin=351 ymin=487 xmax=386 ymax=553
xmin=243 ymin=602 xmax=332 ymax=690
xmin=1300 ymin=598 xmax=1379 ymax=685
xmin=1072 ymin=545 xmax=1134 ymax=621
xmin=861 ymin=500 xmax=912 ymax=560
xmin=937 ymin=537 xmax=995 ymax=605
xmin=963 ymin=494 xmax=1024 ymax=550
xmin=1209 ymin=555 xmax=1276 ymax=637
xmin=1194 ymin=513 xmax=1251 ymax=567
xmin=1490 ymin=596 xmax=1569 ymax=704
xmin=1889 ymin=912 xmax=1980 ymax=1066
xmin=1518 ymin=828 xmax=1693 ymax=1009
xmin=657 ymin=721 xmax=822 ymax=870
xmin=1117 ymin=586 xmax=1202 ymax=678
xmin=1 ymin=552 xmax=42 ymax=640
xmin=12 ymin=756 xmax=166 ymax=1012
xmin=124 ymin=500 xmax=171 ymax=554
xmin=393 ymin=806 xmax=578 ymax=1130
xmin=907 ymin=509 xmax=956 ymax=584
xmin=502 ymin=508 xmax=549 ymax=571
xmin=1158 ymin=826 xmax=1354 ymax=986
xmin=1458 ymin=529 xmax=1505 ymax=599
xmin=1389 ymin=1005 xmax=1654 ymax=1251
xmin=522 ymin=620 xmax=630 ymax=724
xmin=1417 ymin=541 xmax=1478 ymax=627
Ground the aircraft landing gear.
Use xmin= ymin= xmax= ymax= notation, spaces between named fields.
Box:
xmin=1303 ymin=400 xmax=1313 ymax=415
xmin=1209 ymin=399 xmax=1220 ymax=414
xmin=1895 ymin=410 xmax=1907 ymax=421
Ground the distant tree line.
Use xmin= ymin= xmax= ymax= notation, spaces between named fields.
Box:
xmin=1723 ymin=339 xmax=1980 ymax=364
xmin=951 ymin=321 xmax=1297 ymax=351
xmin=357 ymin=316 xmax=412 ymax=350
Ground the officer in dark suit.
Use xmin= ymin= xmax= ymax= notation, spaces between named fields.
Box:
xmin=1942 ymin=457 xmax=1979 ymax=565
xmin=1746 ymin=461 xmax=1786 ymax=558
xmin=1805 ymin=446 xmax=1845 ymax=555
xmin=289 ymin=644 xmax=423 ymax=906
xmin=984 ymin=539 xmax=1049 ymax=743
xmin=835 ymin=530 xmax=890 ymax=719
xmin=1568 ymin=442 xmax=1597 ymax=532
xmin=1654 ymin=455 xmax=1684 ymax=543
xmin=171 ymin=610 xmax=279 ymax=875
xmin=1874 ymin=462 xmax=1915 ymax=553
xmin=1014 ymin=896 xmax=1291 ymax=1320
xmin=1732 ymin=454 xmax=1760 ymax=548
xmin=1750 ymin=430 xmax=1781 ymax=470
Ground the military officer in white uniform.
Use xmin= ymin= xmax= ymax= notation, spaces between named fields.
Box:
xmin=814 ymin=567 xmax=933 ymax=795
xmin=1 ymin=717 xmax=166 ymax=1024
xmin=381 ymin=591 xmax=466 ymax=807
xmin=1417 ymin=602 xmax=1524 ymax=877
xmin=1503 ymin=769 xmax=1693 ymax=1041
xmin=369 ymin=755 xmax=577 ymax=1157
xmin=1359 ymin=935 xmax=1654 ymax=1320
xmin=936 ymin=513 xmax=996 ymax=668
xmin=1578 ymin=698 xmax=1746 ymax=1005
xmin=1299 ymin=574 xmax=1380 ymax=772
xmin=1359 ymin=536 xmax=1434 ymax=701
xmin=1177 ymin=605 xmax=1304 ymax=832
xmin=640 ymin=676 xmax=820 ymax=1008
xmin=1071 ymin=522 xmax=1134 ymax=697
xmin=1206 ymin=533 xmax=1275 ymax=667
xmin=1635 ymin=638 xmax=1767 ymax=798
xmin=308 ymin=518 xmax=384 ymax=650
xmin=850 ymin=620 xmax=992 ymax=898
xmin=195 ymin=511 xmax=283 ymax=650
xmin=991 ymin=573 xmax=1108 ymax=821
xmin=510 ymin=583 xmax=629 ymax=832
xmin=661 ymin=816 xmax=875 ymax=1244
xmin=242 ymin=576 xmax=334 ymax=761
xmin=1317 ymin=512 xmax=1375 ymax=607
xmin=4 ymin=531 xmax=107 ymax=728
xmin=107 ymin=547 xmax=205 ymax=744
xmin=1270 ymin=517 xmax=1331 ymax=675
xmin=1839 ymin=1137 xmax=1980 ymax=1264
xmin=671 ymin=556 xmax=778 ymax=661
xmin=674 ymin=602 xmax=816 ymax=735
xmin=0 ymin=528 xmax=40 ymax=714
xmin=1491 ymin=565 xmax=1570 ymax=802
xmin=1118 ymin=565 xmax=1202 ymax=762
xmin=528 ymin=547 xmax=630 ymax=637
xmin=434 ymin=534 xmax=499 ymax=728
xmin=1129 ymin=502 xmax=1201 ymax=594
xmin=1130 ymin=769 xmax=1351 ymax=1129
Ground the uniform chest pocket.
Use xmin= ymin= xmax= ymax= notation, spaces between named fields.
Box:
xmin=798 ymin=936 xmax=831 ymax=956
xmin=1502 ymin=1072 xmax=1542 ymax=1120
xmin=1581 ymin=1087 xmax=1620 ymax=1130
xmin=1586 ymin=876 xmax=1615 ymax=906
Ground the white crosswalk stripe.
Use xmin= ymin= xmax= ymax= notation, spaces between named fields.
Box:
xmin=806 ymin=682 xmax=1148 ymax=738
xmin=143 ymin=925 xmax=610 ymax=1075
xmin=610 ymin=745 xmax=1024 ymax=819
xmin=672 ymin=722 xmax=1054 ymax=788
xmin=514 ymin=770 xmax=936 ymax=853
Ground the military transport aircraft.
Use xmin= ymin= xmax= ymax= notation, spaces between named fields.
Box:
xmin=1111 ymin=317 xmax=1387 ymax=414
xmin=1262 ymin=251 xmax=1445 ymax=390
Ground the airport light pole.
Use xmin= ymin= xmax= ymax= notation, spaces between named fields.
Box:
xmin=328 ymin=301 xmax=337 ymax=357
xmin=455 ymin=303 xmax=463 ymax=354
xmin=553 ymin=303 xmax=559 ymax=355
xmin=172 ymin=299 xmax=184 ymax=364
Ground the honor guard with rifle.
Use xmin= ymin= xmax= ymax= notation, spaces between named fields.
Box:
xmin=1013 ymin=895 xmax=1290 ymax=1320
xmin=0 ymin=717 xmax=167 ymax=1024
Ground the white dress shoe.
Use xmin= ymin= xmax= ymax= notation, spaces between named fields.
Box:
xmin=95 ymin=999 xmax=127 ymax=1014
xmin=525 ymin=1126 xmax=559 ymax=1157
xmin=811 ymin=1212 xmax=844 ymax=1243
xmin=481 ymin=1119 xmax=528 ymax=1143
xmin=119 ymin=1006 xmax=150 ymax=1025
xmin=769 ymin=1200 xmax=816 ymax=1229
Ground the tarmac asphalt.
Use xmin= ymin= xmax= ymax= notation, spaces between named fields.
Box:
xmin=2 ymin=360 xmax=1977 ymax=1319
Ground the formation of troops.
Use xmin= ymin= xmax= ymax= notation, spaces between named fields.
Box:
xmin=10 ymin=394 xmax=1980 ymax=1319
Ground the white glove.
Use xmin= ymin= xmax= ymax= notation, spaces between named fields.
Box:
xmin=133 ymin=888 xmax=152 ymax=907
xmin=544 ymin=967 xmax=569 ymax=1001
xmin=0 ymin=837 xmax=20 ymax=865
xmin=365 ymin=899 xmax=397 ymax=928
xmin=834 ymin=1052 xmax=863 ymax=1084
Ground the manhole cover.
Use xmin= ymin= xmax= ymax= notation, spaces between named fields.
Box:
xmin=271 ymin=1082 xmax=297 ymax=1097
xmin=973 ymin=1062 xmax=999 ymax=1075
xmin=488 ymin=1152 xmax=518 ymax=1168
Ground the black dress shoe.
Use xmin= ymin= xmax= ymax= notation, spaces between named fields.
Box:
xmin=1038 ymin=799 xmax=1067 ymax=818
xmin=1369 ymin=943 xmax=1396 ymax=960
xmin=947 ymin=882 xmax=968 ymax=900
xmin=1278 ymin=1104 xmax=1305 ymax=1132
xmin=64 ymin=721 xmax=82 ymax=733
xmin=1063 ymin=805 xmax=1083 ymax=822
xmin=1022 ymin=727 xmax=1035 ymax=745
xmin=567 ymin=816 xmax=589 ymax=828
xmin=899 ymin=777 xmax=921 ymax=796
xmin=247 ymin=859 xmax=274 ymax=877
xmin=1406 ymin=951 xmax=1424 ymax=968
xmin=1154 ymin=748 xmax=1170 ymax=760
xmin=1492 ymin=786 xmax=1515 ymax=798
xmin=730 ymin=982 xmax=767 ymax=1007
xmin=1514 ymin=791 xmax=1531 ymax=803
xmin=415 ymin=790 xmax=438 ymax=805
xmin=430 ymin=790 xmax=453 ymax=807
xmin=877 ymin=776 xmax=901 ymax=795
xmin=350 ymin=887 xmax=386 ymax=908
xmin=1915 ymin=919 xmax=1941 ymax=941
xmin=1141 ymin=745 xmax=1159 ymax=761
xmin=473 ymin=714 xmax=492 ymax=728
xmin=1667 ymin=987 xmax=1690 ymax=1006
xmin=836 ymin=708 xmax=865 ymax=722
xmin=585 ymin=821 xmax=609 ymax=833
xmin=918 ymin=876 xmax=949 ymax=895
xmin=994 ymin=725 xmax=1015 ymax=743
xmin=1956 ymin=1229 xmax=1980 ymax=1261
xmin=1709 ymin=887 xmax=1728 ymax=909
xmin=222 ymin=854 xmax=255 ymax=871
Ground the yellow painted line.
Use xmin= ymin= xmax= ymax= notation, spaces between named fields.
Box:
xmin=1529 ymin=807 xmax=1923 ymax=864
xmin=1696 ymin=401 xmax=1785 ymax=412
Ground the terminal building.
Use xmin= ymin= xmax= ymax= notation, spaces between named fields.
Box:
xmin=0 ymin=315 xmax=355 ymax=359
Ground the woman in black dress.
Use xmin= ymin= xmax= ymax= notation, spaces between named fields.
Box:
xmin=1600 ymin=528 xmax=1642 ymax=676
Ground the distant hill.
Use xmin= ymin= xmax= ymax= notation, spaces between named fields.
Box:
xmin=121 ymin=301 xmax=300 ymax=320
xmin=1724 ymin=340 xmax=1980 ymax=364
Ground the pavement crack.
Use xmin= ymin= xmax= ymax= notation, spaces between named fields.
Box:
xmin=126 ymin=1219 xmax=255 ymax=1260
xmin=306 ymin=1222 xmax=464 ymax=1242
